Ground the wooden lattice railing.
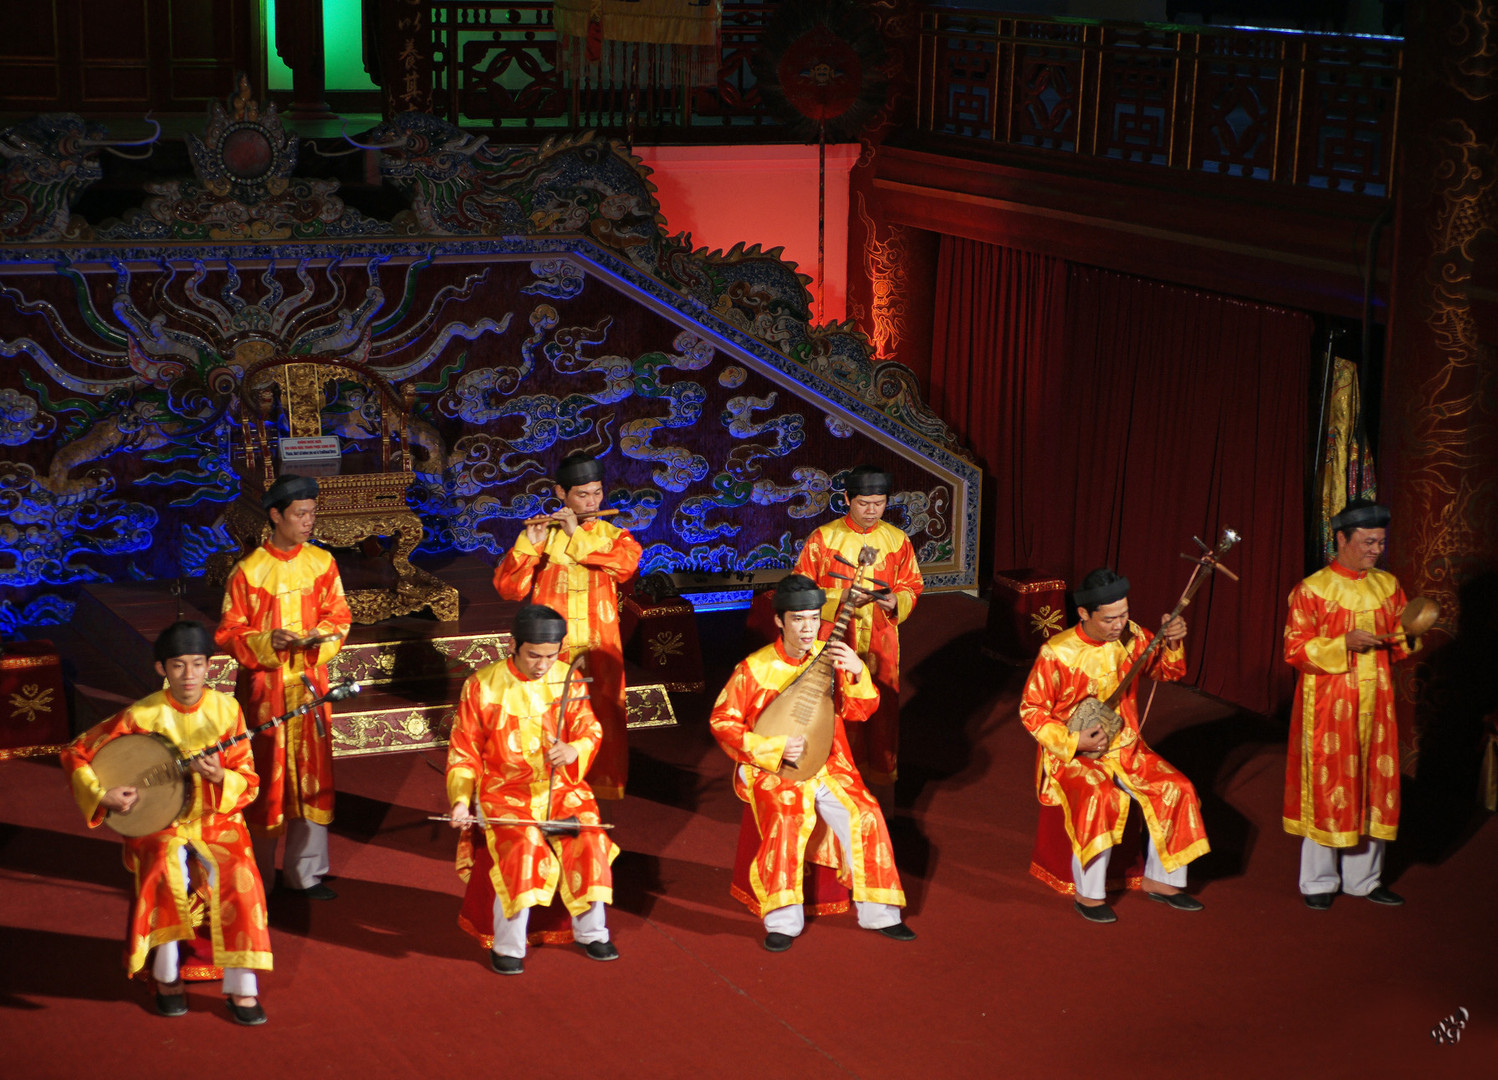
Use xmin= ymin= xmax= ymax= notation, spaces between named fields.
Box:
xmin=913 ymin=10 xmax=1401 ymax=196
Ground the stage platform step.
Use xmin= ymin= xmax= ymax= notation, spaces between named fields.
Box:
xmin=64 ymin=555 xmax=677 ymax=755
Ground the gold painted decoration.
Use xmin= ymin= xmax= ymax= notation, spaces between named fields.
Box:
xmin=1030 ymin=605 xmax=1064 ymax=638
xmin=8 ymin=683 xmax=53 ymax=723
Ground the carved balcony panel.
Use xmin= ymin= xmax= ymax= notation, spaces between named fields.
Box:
xmin=913 ymin=9 xmax=1400 ymax=203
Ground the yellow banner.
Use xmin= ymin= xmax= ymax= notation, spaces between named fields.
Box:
xmin=555 ymin=0 xmax=722 ymax=48
xmin=1318 ymin=354 xmax=1377 ymax=560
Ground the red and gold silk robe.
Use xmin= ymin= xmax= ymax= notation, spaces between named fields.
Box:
xmin=446 ymin=656 xmax=617 ymax=934
xmin=61 ymin=688 xmax=272 ymax=977
xmin=216 ymin=541 xmax=351 ymax=834
xmin=1019 ymin=623 xmax=1209 ymax=873
xmin=493 ymin=519 xmax=641 ymax=799
xmin=710 ymin=640 xmax=905 ymax=915
xmin=795 ymin=515 xmax=924 ymax=784
xmin=1282 ymin=562 xmax=1411 ymax=846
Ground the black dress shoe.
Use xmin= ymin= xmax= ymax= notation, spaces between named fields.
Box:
xmin=293 ymin=882 xmax=338 ymax=901
xmin=154 ymin=991 xmax=187 ymax=1018
xmin=1363 ymin=886 xmax=1405 ymax=906
xmin=1303 ymin=892 xmax=1335 ymax=910
xmin=763 ymin=932 xmax=795 ymax=952
xmin=226 ymin=999 xmax=267 ymax=1026
xmin=1074 ymin=900 xmax=1117 ymax=924
xmin=581 ymin=940 xmax=619 ymax=962
xmin=1146 ymin=891 xmax=1204 ymax=912
xmin=874 ymin=922 xmax=917 ymax=941
xmin=489 ymin=951 xmax=524 ymax=975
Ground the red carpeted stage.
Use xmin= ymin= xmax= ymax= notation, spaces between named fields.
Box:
xmin=2 ymin=594 xmax=1494 ymax=1078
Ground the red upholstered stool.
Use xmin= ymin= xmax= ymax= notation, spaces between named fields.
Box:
xmin=165 ymin=881 xmax=234 ymax=983
xmin=457 ymin=832 xmax=575 ymax=948
xmin=178 ymin=928 xmax=224 ymax=982
xmin=1029 ymin=804 xmax=1145 ymax=896
xmin=986 ymin=570 xmax=1068 ymax=663
xmin=0 ymin=640 xmax=69 ymax=759
xmin=730 ymin=806 xmax=850 ymax=918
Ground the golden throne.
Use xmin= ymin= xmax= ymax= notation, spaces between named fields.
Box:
xmin=216 ymin=355 xmax=459 ymax=624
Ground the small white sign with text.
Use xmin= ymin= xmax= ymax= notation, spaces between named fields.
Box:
xmin=279 ymin=436 xmax=341 ymax=461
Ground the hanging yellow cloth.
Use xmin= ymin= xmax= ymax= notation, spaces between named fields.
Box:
xmin=555 ymin=0 xmax=722 ymax=47
xmin=1481 ymin=713 xmax=1498 ymax=813
xmin=1318 ymin=354 xmax=1378 ymax=560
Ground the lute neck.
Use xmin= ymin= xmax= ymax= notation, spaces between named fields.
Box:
xmin=1103 ymin=569 xmax=1212 ymax=709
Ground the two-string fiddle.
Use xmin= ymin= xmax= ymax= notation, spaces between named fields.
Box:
xmin=1067 ymin=528 xmax=1242 ymax=755
xmin=439 ymin=654 xmax=609 ymax=839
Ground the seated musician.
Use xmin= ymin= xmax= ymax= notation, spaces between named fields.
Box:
xmin=709 ymin=574 xmax=915 ymax=952
xmin=1019 ymin=569 xmax=1209 ymax=923
xmin=60 ymin=621 xmax=272 ymax=1024
xmin=493 ymin=452 xmax=641 ymax=800
xmin=445 ymin=603 xmax=619 ymax=975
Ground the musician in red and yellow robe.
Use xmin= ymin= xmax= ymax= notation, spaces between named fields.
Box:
xmin=1019 ymin=568 xmax=1209 ymax=923
xmin=446 ymin=603 xmax=619 ymax=975
xmin=710 ymin=574 xmax=914 ymax=952
xmin=494 ymin=452 xmax=641 ymax=800
xmin=1283 ymin=500 xmax=1416 ymax=909
xmin=61 ymin=621 xmax=272 ymax=1025
xmin=794 ymin=464 xmax=924 ymax=787
xmin=216 ymin=474 xmax=351 ymax=899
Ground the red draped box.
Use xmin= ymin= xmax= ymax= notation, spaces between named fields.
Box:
xmin=0 ymin=640 xmax=69 ymax=758
xmin=621 ymin=594 xmax=704 ymax=693
xmin=986 ymin=569 xmax=1068 ymax=662
xmin=1030 ymin=804 xmax=1144 ymax=895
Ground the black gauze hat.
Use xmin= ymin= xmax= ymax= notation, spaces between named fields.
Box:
xmin=512 ymin=603 xmax=568 ymax=646
xmin=1330 ymin=500 xmax=1390 ymax=535
xmin=1073 ymin=568 xmax=1130 ymax=610
xmin=556 ymin=453 xmax=605 ymax=491
xmin=154 ymin=620 xmax=216 ymax=663
xmin=844 ymin=464 xmax=892 ymax=497
xmin=774 ymin=573 xmax=826 ymax=613
xmin=262 ymin=473 xmax=319 ymax=512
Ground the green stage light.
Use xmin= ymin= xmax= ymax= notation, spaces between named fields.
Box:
xmin=263 ymin=0 xmax=378 ymax=93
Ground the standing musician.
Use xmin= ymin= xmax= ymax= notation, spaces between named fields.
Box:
xmin=1019 ymin=568 xmax=1210 ymax=923
xmin=60 ymin=621 xmax=272 ymax=1024
xmin=1283 ymin=500 xmax=1416 ymax=909
xmin=216 ymin=473 xmax=352 ymax=900
xmin=445 ymin=603 xmax=620 ymax=975
xmin=710 ymin=574 xmax=914 ymax=952
xmin=794 ymin=463 xmax=923 ymax=793
xmin=494 ymin=452 xmax=641 ymax=800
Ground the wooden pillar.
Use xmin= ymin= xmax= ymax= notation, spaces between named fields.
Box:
xmin=1381 ymin=0 xmax=1498 ymax=767
xmin=375 ymin=0 xmax=434 ymax=117
xmin=277 ymin=0 xmax=333 ymax=119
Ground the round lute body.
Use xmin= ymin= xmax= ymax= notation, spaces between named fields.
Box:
xmin=1066 ymin=696 xmax=1124 ymax=745
xmin=752 ymin=661 xmax=838 ymax=780
xmin=751 ymin=546 xmax=879 ymax=780
xmin=88 ymin=679 xmax=362 ymax=837
xmin=90 ymin=733 xmax=190 ymax=837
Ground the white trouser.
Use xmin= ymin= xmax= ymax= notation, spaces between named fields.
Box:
xmin=151 ymin=846 xmax=258 ymax=998
xmin=253 ymin=819 xmax=330 ymax=891
xmin=1071 ymin=780 xmax=1188 ymax=901
xmin=1300 ymin=837 xmax=1384 ymax=896
xmin=762 ymin=779 xmax=902 ymax=937
xmin=490 ymin=898 xmax=609 ymax=958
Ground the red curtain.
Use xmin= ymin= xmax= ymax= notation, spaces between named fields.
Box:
xmin=932 ymin=237 xmax=1311 ymax=715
